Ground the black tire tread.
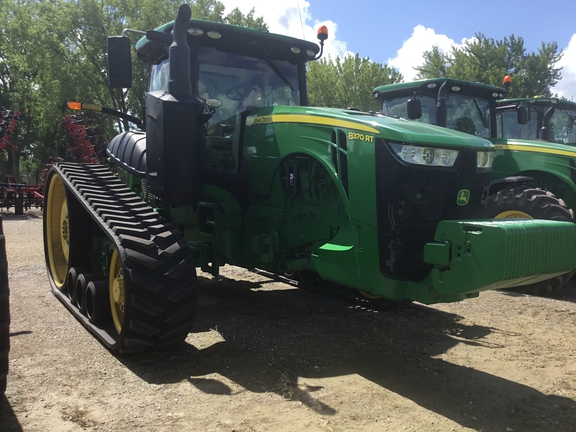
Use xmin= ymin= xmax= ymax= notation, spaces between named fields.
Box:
xmin=483 ymin=186 xmax=575 ymax=221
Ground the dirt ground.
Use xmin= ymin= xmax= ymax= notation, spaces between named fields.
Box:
xmin=1 ymin=208 xmax=576 ymax=432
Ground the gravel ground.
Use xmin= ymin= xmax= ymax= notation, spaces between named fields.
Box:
xmin=1 ymin=208 xmax=576 ymax=431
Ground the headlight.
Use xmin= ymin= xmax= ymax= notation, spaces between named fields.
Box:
xmin=476 ymin=151 xmax=493 ymax=169
xmin=389 ymin=143 xmax=459 ymax=167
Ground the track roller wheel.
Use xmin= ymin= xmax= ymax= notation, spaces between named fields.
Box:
xmin=483 ymin=185 xmax=576 ymax=295
xmin=75 ymin=273 xmax=102 ymax=314
xmin=85 ymin=281 xmax=110 ymax=324
xmin=66 ymin=266 xmax=89 ymax=301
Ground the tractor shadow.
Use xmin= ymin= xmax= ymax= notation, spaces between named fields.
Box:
xmin=120 ymin=275 xmax=576 ymax=431
xmin=0 ymin=394 xmax=24 ymax=432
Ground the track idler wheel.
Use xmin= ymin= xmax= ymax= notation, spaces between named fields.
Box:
xmin=45 ymin=174 xmax=71 ymax=289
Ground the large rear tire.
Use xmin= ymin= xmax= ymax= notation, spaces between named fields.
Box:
xmin=483 ymin=185 xmax=575 ymax=295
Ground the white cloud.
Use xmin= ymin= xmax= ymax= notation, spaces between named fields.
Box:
xmin=556 ymin=34 xmax=576 ymax=101
xmin=387 ymin=25 xmax=470 ymax=81
xmin=219 ymin=0 xmax=349 ymax=60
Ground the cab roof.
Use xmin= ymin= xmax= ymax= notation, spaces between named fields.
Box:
xmin=373 ymin=78 xmax=506 ymax=101
xmin=497 ymin=97 xmax=576 ymax=111
xmin=135 ymin=19 xmax=320 ymax=65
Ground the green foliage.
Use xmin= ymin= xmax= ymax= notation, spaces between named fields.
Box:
xmin=415 ymin=33 xmax=563 ymax=98
xmin=308 ymin=54 xmax=402 ymax=111
xmin=0 ymin=0 xmax=267 ymax=181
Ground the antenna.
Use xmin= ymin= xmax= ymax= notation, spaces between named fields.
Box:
xmin=296 ymin=0 xmax=305 ymax=39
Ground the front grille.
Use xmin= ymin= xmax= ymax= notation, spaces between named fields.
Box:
xmin=375 ymin=139 xmax=490 ymax=280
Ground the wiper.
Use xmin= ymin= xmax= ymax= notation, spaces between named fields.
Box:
xmin=258 ymin=44 xmax=295 ymax=92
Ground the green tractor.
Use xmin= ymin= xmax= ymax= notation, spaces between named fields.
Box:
xmin=373 ymin=78 xmax=576 ymax=294
xmin=43 ymin=5 xmax=576 ymax=354
xmin=494 ymin=95 xmax=576 ymax=209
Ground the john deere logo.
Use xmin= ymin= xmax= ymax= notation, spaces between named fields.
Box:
xmin=457 ymin=189 xmax=470 ymax=206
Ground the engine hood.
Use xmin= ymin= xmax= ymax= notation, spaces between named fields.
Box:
xmin=246 ymin=106 xmax=494 ymax=151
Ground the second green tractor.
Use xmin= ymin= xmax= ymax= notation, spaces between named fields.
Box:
xmin=373 ymin=78 xmax=576 ymax=294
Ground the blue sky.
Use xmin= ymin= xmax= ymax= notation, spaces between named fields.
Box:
xmin=219 ymin=0 xmax=576 ymax=100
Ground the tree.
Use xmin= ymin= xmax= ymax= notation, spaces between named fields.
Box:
xmin=415 ymin=33 xmax=563 ymax=98
xmin=0 ymin=0 xmax=268 ymax=181
xmin=308 ymin=54 xmax=402 ymax=111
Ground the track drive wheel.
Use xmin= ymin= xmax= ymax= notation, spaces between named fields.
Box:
xmin=483 ymin=185 xmax=576 ymax=295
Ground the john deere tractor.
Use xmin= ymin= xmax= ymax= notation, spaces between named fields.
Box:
xmin=373 ymin=78 xmax=576 ymax=294
xmin=43 ymin=5 xmax=576 ymax=354
xmin=494 ymin=96 xmax=576 ymax=208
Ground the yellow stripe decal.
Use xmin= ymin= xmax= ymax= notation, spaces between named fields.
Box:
xmin=247 ymin=114 xmax=380 ymax=134
xmin=495 ymin=143 xmax=576 ymax=158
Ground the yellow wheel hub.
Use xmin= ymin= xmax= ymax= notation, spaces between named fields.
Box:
xmin=495 ymin=210 xmax=533 ymax=219
xmin=109 ymin=249 xmax=125 ymax=334
xmin=46 ymin=174 xmax=70 ymax=289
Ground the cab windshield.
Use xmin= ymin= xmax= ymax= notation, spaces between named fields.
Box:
xmin=381 ymin=93 xmax=491 ymax=138
xmin=149 ymin=44 xmax=303 ymax=175
xmin=149 ymin=46 xmax=301 ymax=127
xmin=496 ymin=105 xmax=576 ymax=144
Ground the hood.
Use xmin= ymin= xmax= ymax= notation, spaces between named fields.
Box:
xmin=246 ymin=106 xmax=494 ymax=151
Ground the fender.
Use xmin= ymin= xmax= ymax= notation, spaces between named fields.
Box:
xmin=107 ymin=131 xmax=147 ymax=178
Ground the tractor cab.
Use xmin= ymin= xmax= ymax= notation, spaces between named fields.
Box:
xmin=373 ymin=79 xmax=506 ymax=139
xmin=141 ymin=21 xmax=318 ymax=177
xmin=495 ymin=97 xmax=576 ymax=144
xmin=107 ymin=10 xmax=325 ymax=205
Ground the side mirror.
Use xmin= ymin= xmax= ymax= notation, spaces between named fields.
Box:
xmin=517 ymin=106 xmax=528 ymax=125
xmin=107 ymin=36 xmax=132 ymax=88
xmin=539 ymin=106 xmax=556 ymax=141
xmin=407 ymin=98 xmax=422 ymax=120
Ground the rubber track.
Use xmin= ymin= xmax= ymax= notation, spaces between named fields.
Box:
xmin=47 ymin=163 xmax=197 ymax=354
